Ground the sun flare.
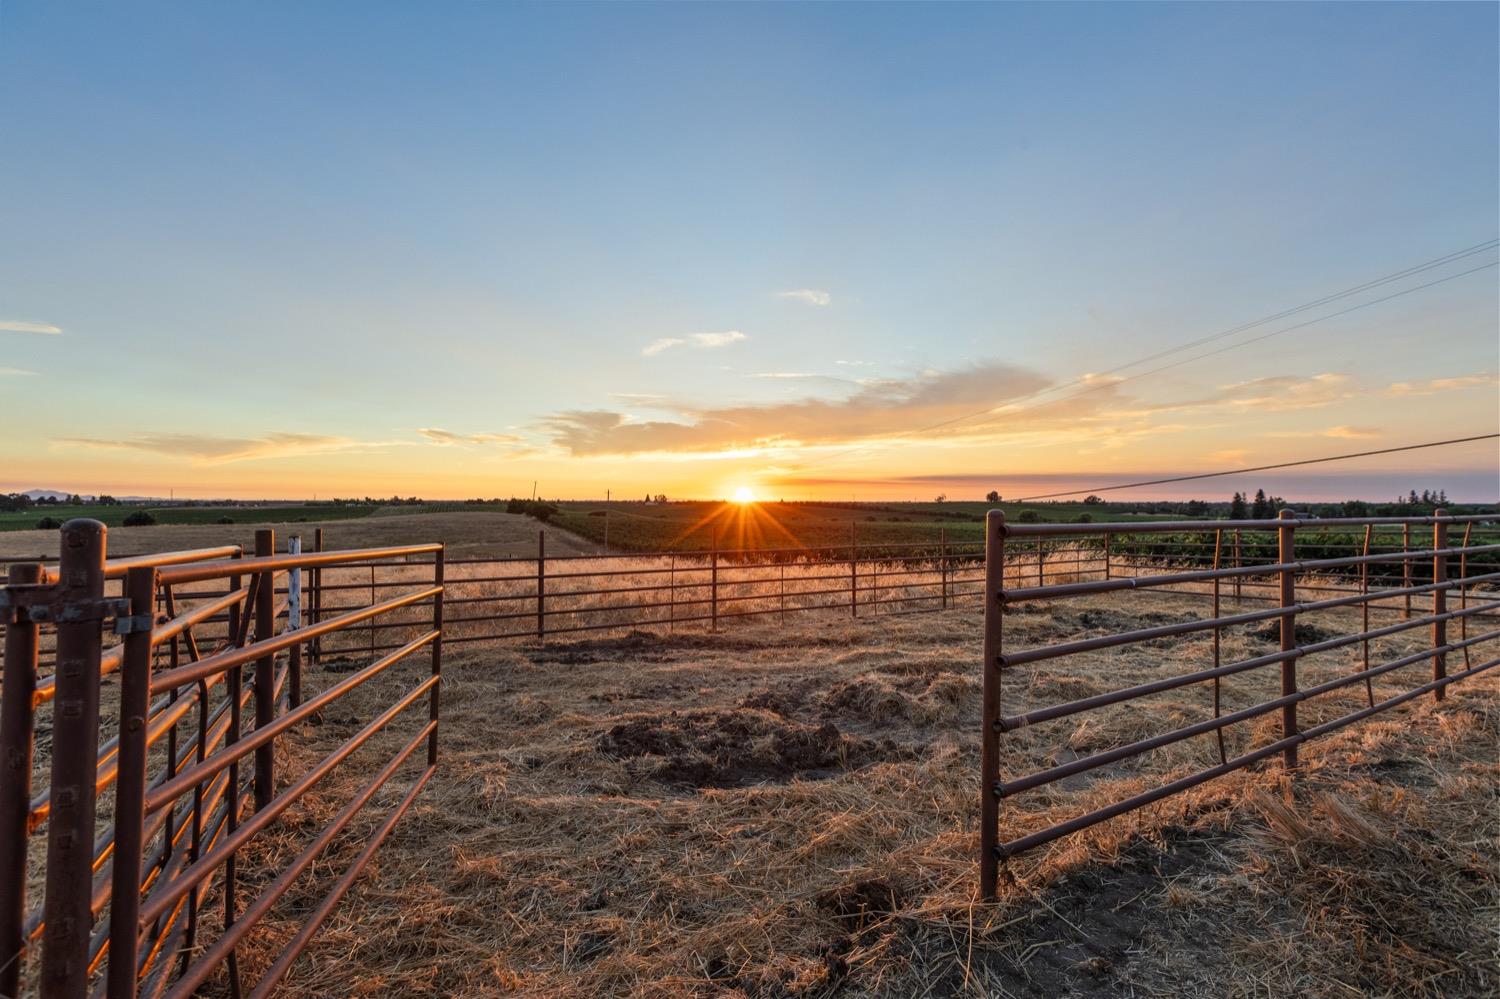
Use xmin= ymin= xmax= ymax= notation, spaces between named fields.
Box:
xmin=731 ymin=485 xmax=756 ymax=504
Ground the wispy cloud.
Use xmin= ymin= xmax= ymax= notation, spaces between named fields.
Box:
xmin=542 ymin=362 xmax=1053 ymax=457
xmin=417 ymin=428 xmax=528 ymax=447
xmin=690 ymin=330 xmax=746 ymax=348
xmin=642 ymin=330 xmax=747 ymax=356
xmin=1324 ymin=425 xmax=1382 ymax=439
xmin=0 ymin=320 xmax=62 ymax=336
xmin=1386 ymin=373 xmax=1498 ymax=396
xmin=54 ymin=432 xmax=408 ymax=464
xmin=775 ymin=289 xmax=831 ymax=307
xmin=749 ymin=372 xmax=823 ymax=380
xmin=0 ymin=367 xmax=38 ymax=376
xmin=642 ymin=337 xmax=686 ymax=356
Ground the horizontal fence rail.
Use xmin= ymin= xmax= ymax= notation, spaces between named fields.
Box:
xmin=977 ymin=509 xmax=1500 ymax=899
xmin=0 ymin=520 xmax=443 ymax=998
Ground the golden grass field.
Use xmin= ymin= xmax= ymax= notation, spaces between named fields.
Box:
xmin=0 ymin=510 xmax=603 ymax=561
xmin=209 ymin=587 xmax=1497 ymax=998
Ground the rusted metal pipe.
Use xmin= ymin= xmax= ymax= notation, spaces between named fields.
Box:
xmin=979 ymin=510 xmax=1005 ymax=901
xmin=1433 ymin=509 xmax=1447 ymax=700
xmin=1278 ymin=510 xmax=1298 ymax=770
xmin=0 ymin=562 xmax=43 ymax=997
xmin=40 ymin=519 xmax=107 ymax=998
xmin=253 ymin=529 xmax=276 ymax=811
xmin=107 ymin=567 xmax=156 ymax=999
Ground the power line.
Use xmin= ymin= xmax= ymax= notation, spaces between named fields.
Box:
xmin=790 ymin=239 xmax=1499 ymax=473
xmin=1010 ymin=433 xmax=1500 ymax=502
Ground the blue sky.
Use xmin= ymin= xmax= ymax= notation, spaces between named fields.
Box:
xmin=1 ymin=2 xmax=1496 ymax=500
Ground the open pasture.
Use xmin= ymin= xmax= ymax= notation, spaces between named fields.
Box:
xmin=250 ymin=592 xmax=1499 ymax=997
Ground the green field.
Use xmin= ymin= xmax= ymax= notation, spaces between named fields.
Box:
xmin=0 ymin=503 xmax=377 ymax=532
xmin=548 ymin=499 xmax=1184 ymax=553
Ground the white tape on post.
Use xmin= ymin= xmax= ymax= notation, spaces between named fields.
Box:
xmin=288 ymin=536 xmax=302 ymax=630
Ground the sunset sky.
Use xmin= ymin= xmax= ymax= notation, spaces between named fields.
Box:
xmin=2 ymin=3 xmax=1496 ymax=502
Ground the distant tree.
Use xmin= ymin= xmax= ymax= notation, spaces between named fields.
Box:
xmin=97 ymin=494 xmax=119 ymax=506
xmin=1076 ymin=513 xmax=1092 ymax=523
xmin=1083 ymin=495 xmax=1103 ymax=505
xmin=985 ymin=490 xmax=1000 ymax=503
xmin=65 ymin=493 xmax=84 ymax=505
xmin=123 ymin=510 xmax=157 ymax=527
xmin=654 ymin=493 xmax=667 ymax=504
xmin=1017 ymin=510 xmax=1041 ymax=524
xmin=1339 ymin=500 xmax=1368 ymax=517
xmin=1251 ymin=489 xmax=1271 ymax=520
xmin=1229 ymin=491 xmax=1248 ymax=519
xmin=35 ymin=516 xmax=62 ymax=530
xmin=934 ymin=494 xmax=946 ymax=503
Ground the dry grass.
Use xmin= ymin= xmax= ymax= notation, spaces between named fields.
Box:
xmin=190 ymin=591 xmax=1500 ymax=998
xmin=0 ymin=510 xmax=603 ymax=560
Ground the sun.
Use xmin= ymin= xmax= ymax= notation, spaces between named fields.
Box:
xmin=731 ymin=485 xmax=756 ymax=504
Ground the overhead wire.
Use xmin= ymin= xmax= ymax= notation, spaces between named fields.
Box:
xmin=788 ymin=239 xmax=1499 ymax=473
xmin=1009 ymin=433 xmax=1500 ymax=502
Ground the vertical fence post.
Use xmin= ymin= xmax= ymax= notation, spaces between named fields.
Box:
xmin=0 ymin=562 xmax=43 ymax=997
xmin=850 ymin=523 xmax=858 ymax=619
xmin=669 ymin=554 xmax=676 ymax=632
xmin=1277 ymin=510 xmax=1298 ymax=770
xmin=1103 ymin=531 xmax=1111 ymax=580
xmin=536 ymin=531 xmax=546 ymax=640
xmin=710 ymin=530 xmax=718 ymax=633
xmin=253 ymin=528 xmax=275 ymax=811
xmin=311 ymin=527 xmax=323 ymax=666
xmin=980 ymin=510 xmax=1006 ymax=901
xmin=940 ymin=528 xmax=948 ymax=610
xmin=362 ymin=564 xmax=373 ymax=657
xmin=1209 ymin=531 xmax=1227 ymax=764
xmin=40 ymin=518 xmax=106 ymax=997
xmin=1402 ymin=522 xmax=1412 ymax=620
xmin=287 ymin=536 xmax=302 ymax=709
xmin=1233 ymin=529 xmax=1242 ymax=603
xmin=1432 ymin=510 xmax=1447 ymax=701
xmin=429 ymin=546 xmax=444 ymax=765
xmin=1360 ymin=524 xmax=1374 ymax=707
xmin=107 ymin=567 xmax=156 ymax=999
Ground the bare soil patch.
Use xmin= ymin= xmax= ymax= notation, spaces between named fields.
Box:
xmin=598 ymin=709 xmax=909 ymax=789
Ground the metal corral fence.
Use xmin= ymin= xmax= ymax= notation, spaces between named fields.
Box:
xmin=0 ymin=520 xmax=443 ymax=998
xmin=977 ymin=509 xmax=1500 ymax=899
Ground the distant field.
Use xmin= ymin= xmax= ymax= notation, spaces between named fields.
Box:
xmin=0 ymin=503 xmax=377 ymax=532
xmin=549 ymin=500 xmax=1184 ymax=553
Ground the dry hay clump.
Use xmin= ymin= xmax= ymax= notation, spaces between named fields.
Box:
xmin=235 ymin=595 xmax=1497 ymax=998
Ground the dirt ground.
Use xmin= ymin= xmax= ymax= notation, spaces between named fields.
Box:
xmin=0 ymin=510 xmax=600 ymax=561
xmin=211 ymin=593 xmax=1499 ymax=998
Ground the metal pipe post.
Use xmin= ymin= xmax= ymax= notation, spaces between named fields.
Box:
xmin=979 ymin=510 xmax=1006 ymax=900
xmin=107 ymin=567 xmax=156 ymax=999
xmin=0 ymin=562 xmax=43 ymax=997
xmin=253 ymin=528 xmax=275 ymax=810
xmin=1432 ymin=510 xmax=1447 ymax=701
xmin=40 ymin=519 xmax=106 ymax=997
xmin=1277 ymin=510 xmax=1298 ymax=769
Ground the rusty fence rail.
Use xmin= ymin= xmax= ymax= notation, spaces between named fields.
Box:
xmin=286 ymin=519 xmax=1498 ymax=660
xmin=978 ymin=509 xmax=1500 ymax=898
xmin=0 ymin=520 xmax=443 ymax=998
xmin=294 ymin=530 xmax=991 ymax=657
